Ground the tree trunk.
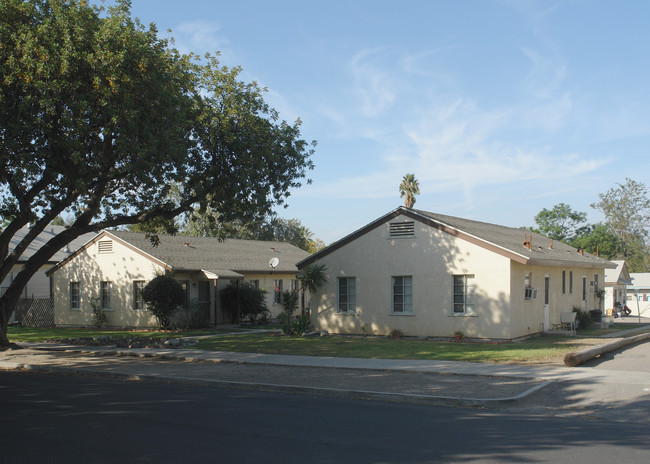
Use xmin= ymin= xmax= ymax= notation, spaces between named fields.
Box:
xmin=0 ymin=297 xmax=21 ymax=348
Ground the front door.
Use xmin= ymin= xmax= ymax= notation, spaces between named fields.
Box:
xmin=198 ymin=281 xmax=211 ymax=323
xmin=543 ymin=275 xmax=550 ymax=331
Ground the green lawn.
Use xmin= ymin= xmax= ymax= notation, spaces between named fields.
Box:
xmin=191 ymin=333 xmax=594 ymax=364
xmin=8 ymin=324 xmax=647 ymax=364
xmin=6 ymin=326 xmax=242 ymax=343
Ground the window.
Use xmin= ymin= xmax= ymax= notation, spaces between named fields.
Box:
xmin=133 ymin=281 xmax=145 ymax=310
xmin=274 ymin=279 xmax=283 ymax=304
xmin=562 ymin=271 xmax=566 ymax=294
xmin=389 ymin=221 xmax=415 ymax=238
xmin=453 ymin=275 xmax=475 ymax=314
xmin=569 ymin=271 xmax=573 ymax=294
xmin=290 ymin=279 xmax=299 ymax=292
xmin=582 ymin=276 xmax=587 ymax=302
xmin=392 ymin=276 xmax=413 ymax=313
xmin=337 ymin=277 xmax=356 ymax=313
xmin=100 ymin=281 xmax=112 ymax=309
xmin=524 ymin=272 xmax=536 ymax=299
xmin=594 ymin=274 xmax=599 ymax=293
xmin=249 ymin=280 xmax=260 ymax=289
xmin=69 ymin=282 xmax=80 ymax=309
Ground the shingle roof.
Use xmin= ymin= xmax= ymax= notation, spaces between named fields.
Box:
xmin=298 ymin=206 xmax=616 ymax=269
xmin=10 ymin=225 xmax=97 ymax=263
xmin=106 ymin=230 xmax=310 ymax=274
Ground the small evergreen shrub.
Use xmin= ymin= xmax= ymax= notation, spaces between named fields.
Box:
xmin=142 ymin=275 xmax=185 ymax=329
xmin=220 ymin=282 xmax=268 ymax=324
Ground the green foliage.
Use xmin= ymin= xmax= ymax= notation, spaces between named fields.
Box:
xmin=572 ymin=306 xmax=592 ymax=330
xmin=297 ymin=263 xmax=328 ymax=294
xmin=591 ymin=178 xmax=650 ymax=272
xmin=399 ymin=173 xmax=420 ymax=209
xmin=172 ymin=299 xmax=210 ymax=330
xmin=532 ymin=203 xmax=588 ymax=243
xmin=219 ymin=282 xmax=269 ymax=324
xmin=142 ymin=275 xmax=185 ymax=329
xmin=89 ymin=297 xmax=107 ymax=329
xmin=290 ymin=315 xmax=311 ymax=335
xmin=0 ymin=0 xmax=315 ymax=345
xmin=183 ymin=213 xmax=323 ymax=253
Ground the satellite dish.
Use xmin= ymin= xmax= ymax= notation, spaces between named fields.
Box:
xmin=269 ymin=257 xmax=279 ymax=269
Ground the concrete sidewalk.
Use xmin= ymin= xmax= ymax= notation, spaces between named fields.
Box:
xmin=2 ymin=323 xmax=650 ymax=408
xmin=0 ymin=343 xmax=556 ymax=407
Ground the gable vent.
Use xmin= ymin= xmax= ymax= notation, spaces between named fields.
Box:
xmin=389 ymin=221 xmax=415 ymax=238
xmin=98 ymin=240 xmax=114 ymax=254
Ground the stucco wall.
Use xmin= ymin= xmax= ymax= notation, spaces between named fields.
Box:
xmin=308 ymin=216 xmax=515 ymax=339
xmin=509 ymin=262 xmax=603 ymax=335
xmin=52 ymin=237 xmax=163 ymax=328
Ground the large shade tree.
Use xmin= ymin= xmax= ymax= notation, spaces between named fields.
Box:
xmin=0 ymin=0 xmax=315 ymax=346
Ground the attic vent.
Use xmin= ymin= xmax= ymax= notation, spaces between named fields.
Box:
xmin=389 ymin=221 xmax=415 ymax=238
xmin=98 ymin=240 xmax=113 ymax=254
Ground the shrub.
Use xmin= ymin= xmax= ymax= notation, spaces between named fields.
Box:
xmin=220 ymin=282 xmax=268 ymax=324
xmin=90 ymin=297 xmax=106 ymax=329
xmin=573 ymin=306 xmax=591 ymax=330
xmin=142 ymin=275 xmax=185 ymax=329
xmin=290 ymin=315 xmax=310 ymax=335
xmin=172 ymin=298 xmax=210 ymax=330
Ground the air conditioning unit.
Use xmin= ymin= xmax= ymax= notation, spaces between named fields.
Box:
xmin=525 ymin=287 xmax=537 ymax=300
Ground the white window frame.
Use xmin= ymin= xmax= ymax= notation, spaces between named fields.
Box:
xmin=453 ymin=275 xmax=475 ymax=315
xmin=392 ymin=276 xmax=413 ymax=314
xmin=100 ymin=281 xmax=112 ymax=310
xmin=274 ymin=279 xmax=283 ymax=304
xmin=133 ymin=281 xmax=145 ymax=310
xmin=69 ymin=282 xmax=80 ymax=310
xmin=337 ymin=277 xmax=356 ymax=313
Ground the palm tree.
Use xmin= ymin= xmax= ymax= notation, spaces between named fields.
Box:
xmin=399 ymin=173 xmax=420 ymax=208
xmin=297 ymin=263 xmax=328 ymax=316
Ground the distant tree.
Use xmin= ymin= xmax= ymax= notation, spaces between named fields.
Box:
xmin=129 ymin=217 xmax=179 ymax=236
xmin=591 ymin=178 xmax=650 ymax=266
xmin=569 ymin=223 xmax=620 ymax=258
xmin=51 ymin=216 xmax=69 ymax=227
xmin=183 ymin=212 xmax=322 ymax=252
xmin=0 ymin=0 xmax=314 ymax=346
xmin=399 ymin=174 xmax=420 ymax=209
xmin=531 ymin=203 xmax=588 ymax=243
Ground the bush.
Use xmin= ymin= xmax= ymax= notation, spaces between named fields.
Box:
xmin=220 ymin=282 xmax=269 ymax=324
xmin=290 ymin=315 xmax=310 ymax=335
xmin=142 ymin=275 xmax=185 ymax=329
xmin=172 ymin=298 xmax=210 ymax=330
xmin=573 ymin=306 xmax=591 ymax=330
xmin=90 ymin=297 xmax=106 ymax=329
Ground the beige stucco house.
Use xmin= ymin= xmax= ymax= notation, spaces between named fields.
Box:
xmin=627 ymin=273 xmax=650 ymax=317
xmin=48 ymin=230 xmax=311 ymax=328
xmin=604 ymin=260 xmax=632 ymax=316
xmin=2 ymin=225 xmax=96 ymax=323
xmin=298 ymin=207 xmax=616 ymax=340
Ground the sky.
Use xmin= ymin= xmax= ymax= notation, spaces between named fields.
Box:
xmin=124 ymin=0 xmax=650 ymax=244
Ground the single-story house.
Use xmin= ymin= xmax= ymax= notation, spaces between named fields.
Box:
xmin=604 ymin=260 xmax=632 ymax=316
xmin=47 ymin=230 xmax=311 ymax=328
xmin=627 ymin=273 xmax=650 ymax=317
xmin=297 ymin=207 xmax=616 ymax=340
xmin=2 ymin=225 xmax=96 ymax=323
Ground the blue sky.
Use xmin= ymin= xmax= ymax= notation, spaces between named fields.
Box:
xmin=127 ymin=0 xmax=650 ymax=244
